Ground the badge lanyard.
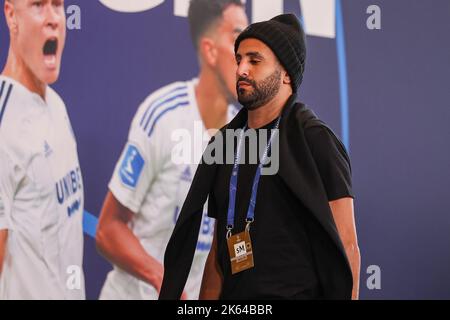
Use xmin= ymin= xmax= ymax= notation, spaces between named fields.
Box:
xmin=226 ymin=117 xmax=281 ymax=238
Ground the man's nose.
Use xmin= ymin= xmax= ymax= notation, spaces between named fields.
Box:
xmin=44 ymin=4 xmax=62 ymax=29
xmin=237 ymin=62 xmax=249 ymax=79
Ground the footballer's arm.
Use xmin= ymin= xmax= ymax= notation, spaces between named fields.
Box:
xmin=96 ymin=191 xmax=188 ymax=297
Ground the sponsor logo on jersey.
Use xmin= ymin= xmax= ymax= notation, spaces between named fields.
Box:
xmin=119 ymin=144 xmax=145 ymax=189
xmin=67 ymin=199 xmax=81 ymax=217
xmin=55 ymin=166 xmax=83 ymax=217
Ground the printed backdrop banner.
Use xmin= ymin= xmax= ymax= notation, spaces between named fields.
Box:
xmin=1 ymin=0 xmax=449 ymax=299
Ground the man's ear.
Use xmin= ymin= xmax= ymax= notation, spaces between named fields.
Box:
xmin=199 ymin=37 xmax=218 ymax=67
xmin=282 ymin=71 xmax=291 ymax=85
xmin=4 ymin=0 xmax=18 ymax=35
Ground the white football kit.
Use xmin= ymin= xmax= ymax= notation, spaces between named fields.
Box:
xmin=0 ymin=76 xmax=85 ymax=300
xmin=100 ymin=79 xmax=238 ymax=300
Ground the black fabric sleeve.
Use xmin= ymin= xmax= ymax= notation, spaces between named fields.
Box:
xmin=305 ymin=126 xmax=354 ymax=201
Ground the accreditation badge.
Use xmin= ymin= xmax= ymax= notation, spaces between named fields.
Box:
xmin=227 ymin=230 xmax=254 ymax=274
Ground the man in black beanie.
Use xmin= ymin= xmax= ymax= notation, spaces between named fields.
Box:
xmin=160 ymin=13 xmax=360 ymax=300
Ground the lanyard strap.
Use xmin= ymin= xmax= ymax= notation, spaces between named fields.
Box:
xmin=226 ymin=117 xmax=281 ymax=232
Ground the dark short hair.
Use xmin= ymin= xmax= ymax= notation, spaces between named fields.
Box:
xmin=188 ymin=0 xmax=243 ymax=50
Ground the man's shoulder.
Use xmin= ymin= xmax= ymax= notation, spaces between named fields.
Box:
xmin=132 ymin=80 xmax=196 ymax=139
xmin=288 ymin=102 xmax=347 ymax=149
xmin=0 ymin=80 xmax=33 ymax=145
xmin=0 ymin=77 xmax=25 ymax=129
xmin=0 ymin=82 xmax=70 ymax=165
xmin=138 ymin=80 xmax=193 ymax=114
xmin=0 ymin=79 xmax=67 ymax=129
xmin=46 ymin=86 xmax=73 ymax=125
xmin=290 ymin=102 xmax=323 ymax=127
xmin=290 ymin=103 xmax=350 ymax=166
xmin=46 ymin=86 xmax=67 ymax=109
xmin=288 ymin=103 xmax=333 ymax=137
xmin=0 ymin=119 xmax=32 ymax=168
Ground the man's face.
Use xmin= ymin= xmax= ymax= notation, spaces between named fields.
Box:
xmin=235 ymin=38 xmax=283 ymax=110
xmin=213 ymin=4 xmax=248 ymax=102
xmin=8 ymin=0 xmax=66 ymax=84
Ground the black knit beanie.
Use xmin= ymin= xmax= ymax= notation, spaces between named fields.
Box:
xmin=234 ymin=13 xmax=306 ymax=93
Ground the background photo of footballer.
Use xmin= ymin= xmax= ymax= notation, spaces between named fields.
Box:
xmin=0 ymin=0 xmax=85 ymax=299
xmin=0 ymin=0 xmax=449 ymax=301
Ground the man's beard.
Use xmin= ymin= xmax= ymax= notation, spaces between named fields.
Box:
xmin=237 ymin=68 xmax=281 ymax=111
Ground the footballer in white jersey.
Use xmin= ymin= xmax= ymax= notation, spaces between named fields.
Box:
xmin=0 ymin=76 xmax=85 ymax=300
xmin=99 ymin=79 xmax=238 ymax=300
xmin=0 ymin=0 xmax=85 ymax=299
xmin=95 ymin=0 xmax=247 ymax=300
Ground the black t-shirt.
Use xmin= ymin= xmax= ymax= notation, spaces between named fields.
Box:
xmin=208 ymin=118 xmax=353 ymax=300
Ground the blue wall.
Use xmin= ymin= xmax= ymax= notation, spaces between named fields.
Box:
xmin=1 ymin=0 xmax=449 ymax=299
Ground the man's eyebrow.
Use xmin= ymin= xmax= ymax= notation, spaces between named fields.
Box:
xmin=233 ymin=28 xmax=244 ymax=34
xmin=245 ymin=51 xmax=265 ymax=60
